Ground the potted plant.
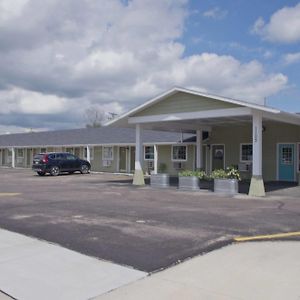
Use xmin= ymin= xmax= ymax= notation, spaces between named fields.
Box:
xmin=211 ymin=166 xmax=241 ymax=195
xmin=150 ymin=163 xmax=170 ymax=188
xmin=178 ymin=170 xmax=207 ymax=190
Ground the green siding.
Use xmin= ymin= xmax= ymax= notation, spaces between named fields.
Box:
xmin=134 ymin=92 xmax=240 ymax=117
xmin=209 ymin=122 xmax=300 ymax=181
xmin=156 ymin=145 xmax=194 ymax=175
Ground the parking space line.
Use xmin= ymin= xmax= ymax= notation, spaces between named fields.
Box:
xmin=234 ymin=231 xmax=300 ymax=242
xmin=0 ymin=193 xmax=21 ymax=197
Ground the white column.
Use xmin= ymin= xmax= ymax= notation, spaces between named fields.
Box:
xmin=128 ymin=146 xmax=131 ymax=173
xmin=196 ymin=129 xmax=203 ymax=170
xmin=86 ymin=145 xmax=91 ymax=163
xmin=154 ymin=145 xmax=158 ymax=174
xmin=116 ymin=147 xmax=120 ymax=172
xmin=133 ymin=124 xmax=145 ymax=185
xmin=11 ymin=147 xmax=15 ymax=168
xmin=252 ymin=111 xmax=262 ymax=176
xmin=249 ymin=110 xmax=265 ymax=197
xmin=135 ymin=124 xmax=142 ymax=171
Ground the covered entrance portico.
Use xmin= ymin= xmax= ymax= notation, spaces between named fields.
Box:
xmin=106 ymin=88 xmax=300 ymax=197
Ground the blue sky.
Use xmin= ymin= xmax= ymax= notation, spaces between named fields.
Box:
xmin=182 ymin=0 xmax=300 ymax=112
xmin=0 ymin=0 xmax=299 ymax=133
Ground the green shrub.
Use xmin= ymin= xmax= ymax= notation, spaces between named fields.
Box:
xmin=158 ymin=163 xmax=167 ymax=173
xmin=179 ymin=170 xmax=207 ymax=179
xmin=211 ymin=166 xmax=241 ymax=181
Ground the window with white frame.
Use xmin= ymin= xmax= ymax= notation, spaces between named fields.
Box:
xmin=17 ymin=149 xmax=24 ymax=158
xmin=172 ymin=145 xmax=187 ymax=161
xmin=102 ymin=146 xmax=113 ymax=160
xmin=84 ymin=147 xmax=94 ymax=160
xmin=144 ymin=146 xmax=154 ymax=160
xmin=40 ymin=148 xmax=47 ymax=153
xmin=240 ymin=144 xmax=252 ymax=162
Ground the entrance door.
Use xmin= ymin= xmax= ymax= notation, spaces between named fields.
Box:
xmin=211 ymin=145 xmax=225 ymax=171
xmin=119 ymin=147 xmax=128 ymax=172
xmin=278 ymin=144 xmax=295 ymax=181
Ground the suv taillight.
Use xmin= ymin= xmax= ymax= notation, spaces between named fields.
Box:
xmin=42 ymin=154 xmax=49 ymax=163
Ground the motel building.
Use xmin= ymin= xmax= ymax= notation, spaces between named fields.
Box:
xmin=1 ymin=87 xmax=300 ymax=197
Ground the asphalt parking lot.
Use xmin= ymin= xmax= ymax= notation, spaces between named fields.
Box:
xmin=0 ymin=168 xmax=299 ymax=272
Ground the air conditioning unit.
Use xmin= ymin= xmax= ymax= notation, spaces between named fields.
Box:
xmin=238 ymin=163 xmax=252 ymax=172
xmin=102 ymin=160 xmax=112 ymax=167
xmin=173 ymin=162 xmax=184 ymax=170
xmin=147 ymin=161 xmax=154 ymax=170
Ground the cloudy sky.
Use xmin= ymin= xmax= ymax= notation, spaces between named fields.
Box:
xmin=0 ymin=0 xmax=300 ymax=133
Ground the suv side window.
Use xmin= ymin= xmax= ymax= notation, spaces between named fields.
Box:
xmin=56 ymin=153 xmax=66 ymax=160
xmin=66 ymin=154 xmax=77 ymax=160
xmin=48 ymin=154 xmax=55 ymax=160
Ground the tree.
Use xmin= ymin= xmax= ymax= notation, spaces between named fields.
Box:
xmin=84 ymin=107 xmax=105 ymax=128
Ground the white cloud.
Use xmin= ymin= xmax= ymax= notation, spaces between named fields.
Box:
xmin=0 ymin=0 xmax=29 ymax=23
xmin=283 ymin=52 xmax=300 ymax=65
xmin=252 ymin=3 xmax=300 ymax=43
xmin=0 ymin=88 xmax=68 ymax=114
xmin=203 ymin=7 xmax=228 ymax=20
xmin=0 ymin=0 xmax=290 ymax=132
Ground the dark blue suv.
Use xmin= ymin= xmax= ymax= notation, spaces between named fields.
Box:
xmin=32 ymin=152 xmax=91 ymax=176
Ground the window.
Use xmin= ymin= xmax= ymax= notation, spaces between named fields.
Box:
xmin=240 ymin=144 xmax=252 ymax=162
xmin=144 ymin=146 xmax=154 ymax=160
xmin=40 ymin=148 xmax=47 ymax=153
xmin=66 ymin=147 xmax=74 ymax=154
xmin=102 ymin=146 xmax=113 ymax=160
xmin=84 ymin=147 xmax=94 ymax=160
xmin=17 ymin=149 xmax=24 ymax=158
xmin=281 ymin=146 xmax=293 ymax=165
xmin=172 ymin=145 xmax=187 ymax=161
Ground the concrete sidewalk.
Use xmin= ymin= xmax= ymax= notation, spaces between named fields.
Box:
xmin=1 ymin=228 xmax=299 ymax=300
xmin=0 ymin=229 xmax=146 ymax=300
xmin=97 ymin=241 xmax=300 ymax=300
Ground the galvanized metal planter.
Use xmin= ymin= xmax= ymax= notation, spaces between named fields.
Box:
xmin=150 ymin=173 xmax=170 ymax=188
xmin=178 ymin=176 xmax=200 ymax=190
xmin=214 ymin=178 xmax=238 ymax=195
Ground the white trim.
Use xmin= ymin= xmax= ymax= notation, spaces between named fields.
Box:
xmin=116 ymin=147 xmax=120 ymax=172
xmin=196 ymin=129 xmax=203 ymax=169
xmin=128 ymin=107 xmax=252 ymax=124
xmin=276 ymin=143 xmax=297 ymax=181
xmin=16 ymin=148 xmax=24 ymax=158
xmin=240 ymin=143 xmax=253 ymax=163
xmin=210 ymin=144 xmax=225 ymax=171
xmin=135 ymin=124 xmax=143 ymax=171
xmin=105 ymin=87 xmax=281 ymax=127
xmin=84 ymin=146 xmax=94 ymax=161
xmin=171 ymin=145 xmax=188 ymax=162
xmin=102 ymin=146 xmax=114 ymax=161
xmin=154 ymin=145 xmax=158 ymax=174
xmin=144 ymin=145 xmax=154 ymax=161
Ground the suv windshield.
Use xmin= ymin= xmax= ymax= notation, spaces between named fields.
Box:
xmin=33 ymin=154 xmax=44 ymax=161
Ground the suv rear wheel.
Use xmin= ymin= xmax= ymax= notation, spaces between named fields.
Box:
xmin=50 ymin=166 xmax=60 ymax=176
xmin=80 ymin=164 xmax=90 ymax=174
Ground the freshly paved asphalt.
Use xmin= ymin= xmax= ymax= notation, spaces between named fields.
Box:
xmin=0 ymin=168 xmax=299 ymax=272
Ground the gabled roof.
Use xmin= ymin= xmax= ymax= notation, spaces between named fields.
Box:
xmin=0 ymin=127 xmax=194 ymax=148
xmin=105 ymin=87 xmax=300 ymax=128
